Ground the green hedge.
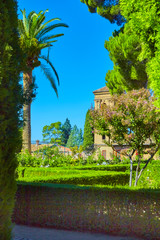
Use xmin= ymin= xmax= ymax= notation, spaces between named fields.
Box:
xmin=67 ymin=164 xmax=144 ymax=172
xmin=17 ymin=171 xmax=130 ymax=186
xmin=17 ymin=167 xmax=90 ymax=178
xmin=16 ymin=164 xmax=139 ymax=179
xmin=13 ymin=183 xmax=160 ymax=240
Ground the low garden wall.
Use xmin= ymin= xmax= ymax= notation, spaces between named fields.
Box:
xmin=12 ymin=183 xmax=160 ymax=240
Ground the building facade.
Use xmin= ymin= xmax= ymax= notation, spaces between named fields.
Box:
xmin=93 ymin=86 xmax=114 ymax=160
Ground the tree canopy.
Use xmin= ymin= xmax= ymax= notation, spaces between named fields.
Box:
xmin=61 ymin=118 xmax=72 ymax=146
xmin=83 ymin=110 xmax=94 ymax=151
xmin=42 ymin=122 xmax=62 ymax=144
xmin=81 ymin=0 xmax=160 ymax=105
xmin=66 ymin=125 xmax=83 ymax=148
xmin=80 ymin=0 xmax=124 ymax=25
xmin=91 ymin=88 xmax=160 ymax=186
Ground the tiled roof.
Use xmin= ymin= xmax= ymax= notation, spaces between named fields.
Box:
xmin=93 ymin=86 xmax=109 ymax=94
xmin=31 ymin=144 xmax=72 ymax=153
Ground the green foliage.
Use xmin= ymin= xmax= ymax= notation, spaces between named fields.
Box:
xmin=19 ymin=9 xmax=68 ymax=87
xmin=81 ymin=0 xmax=160 ymax=101
xmin=42 ymin=121 xmax=62 ymax=144
xmin=61 ymin=118 xmax=72 ymax=146
xmin=66 ymin=125 xmax=83 ymax=148
xmin=17 ymin=170 xmax=129 ymax=186
xmin=19 ymin=10 xmax=68 ymax=154
xmin=139 ymin=161 xmax=160 ymax=188
xmin=80 ymin=0 xmax=124 ymax=26
xmin=78 ymin=128 xmax=83 ymax=146
xmin=17 ymin=146 xmax=86 ymax=168
xmin=0 ymin=0 xmax=23 ymax=238
xmin=105 ymin=28 xmax=148 ymax=93
xmin=17 ymin=150 xmax=42 ymax=167
xmin=91 ymin=88 xmax=160 ymax=186
xmin=83 ymin=110 xmax=94 ymax=151
xmin=71 ymin=163 xmax=141 ymax=172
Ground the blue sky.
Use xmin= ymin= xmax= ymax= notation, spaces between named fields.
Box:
xmin=18 ymin=0 xmax=118 ymax=141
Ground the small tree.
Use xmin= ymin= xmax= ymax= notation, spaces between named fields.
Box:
xmin=91 ymin=88 xmax=160 ymax=186
xmin=61 ymin=118 xmax=72 ymax=146
xmin=83 ymin=110 xmax=94 ymax=151
xmin=42 ymin=122 xmax=62 ymax=145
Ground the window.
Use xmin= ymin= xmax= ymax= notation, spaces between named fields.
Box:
xmin=102 ymin=135 xmax=105 ymax=140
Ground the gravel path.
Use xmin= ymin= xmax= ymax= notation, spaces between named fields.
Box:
xmin=12 ymin=224 xmax=144 ymax=240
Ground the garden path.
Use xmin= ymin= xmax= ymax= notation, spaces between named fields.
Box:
xmin=12 ymin=224 xmax=143 ymax=240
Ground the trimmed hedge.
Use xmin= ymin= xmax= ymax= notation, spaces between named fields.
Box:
xmin=17 ymin=163 xmax=145 ymax=178
xmin=67 ymin=164 xmax=144 ymax=172
xmin=13 ymin=183 xmax=160 ymax=240
xmin=17 ymin=167 xmax=90 ymax=178
xmin=17 ymin=171 xmax=130 ymax=186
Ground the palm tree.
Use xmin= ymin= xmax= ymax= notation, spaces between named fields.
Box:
xmin=18 ymin=9 xmax=68 ymax=153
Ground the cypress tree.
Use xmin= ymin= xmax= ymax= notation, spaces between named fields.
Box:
xmin=61 ymin=118 xmax=72 ymax=146
xmin=0 ymin=0 xmax=22 ymax=239
xmin=83 ymin=110 xmax=94 ymax=151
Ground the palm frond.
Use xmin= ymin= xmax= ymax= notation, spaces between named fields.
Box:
xmin=43 ymin=18 xmax=61 ymax=27
xmin=36 ymin=23 xmax=68 ymax=39
xmin=34 ymin=18 xmax=61 ymax=37
xmin=31 ymin=14 xmax=46 ymax=38
xmin=39 ymin=55 xmax=60 ymax=85
xmin=18 ymin=19 xmax=26 ymax=37
xmin=39 ymin=33 xmax=64 ymax=43
xmin=40 ymin=63 xmax=58 ymax=97
xmin=21 ymin=9 xmax=29 ymax=37
xmin=28 ymin=12 xmax=38 ymax=37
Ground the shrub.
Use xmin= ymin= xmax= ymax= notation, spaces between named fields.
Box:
xmin=139 ymin=163 xmax=160 ymax=188
xmin=17 ymin=150 xmax=42 ymax=167
xmin=17 ymin=171 xmax=130 ymax=186
xmin=0 ymin=0 xmax=23 ymax=238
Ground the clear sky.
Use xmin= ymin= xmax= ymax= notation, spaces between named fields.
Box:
xmin=18 ymin=0 xmax=119 ymax=141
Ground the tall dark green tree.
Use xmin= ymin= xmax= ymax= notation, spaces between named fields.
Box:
xmin=83 ymin=110 xmax=94 ymax=151
xmin=0 ymin=0 xmax=22 ymax=239
xmin=61 ymin=118 xmax=72 ymax=146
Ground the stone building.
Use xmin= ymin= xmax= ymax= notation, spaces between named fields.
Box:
xmin=93 ymin=86 xmax=114 ymax=160
xmin=93 ymin=86 xmax=155 ymax=161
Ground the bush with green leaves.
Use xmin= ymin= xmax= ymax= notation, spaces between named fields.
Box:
xmin=17 ymin=170 xmax=130 ymax=186
xmin=0 ymin=0 xmax=23 ymax=238
xmin=139 ymin=162 xmax=160 ymax=188
xmin=17 ymin=150 xmax=42 ymax=167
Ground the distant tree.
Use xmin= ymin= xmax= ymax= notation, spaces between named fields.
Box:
xmin=61 ymin=118 xmax=72 ymax=146
xmin=83 ymin=110 xmax=94 ymax=151
xmin=78 ymin=128 xmax=83 ymax=147
xmin=66 ymin=125 xmax=80 ymax=148
xmin=18 ymin=9 xmax=68 ymax=153
xmin=42 ymin=122 xmax=62 ymax=145
xmin=0 ymin=0 xmax=23 ymax=238
xmin=91 ymin=89 xmax=160 ymax=187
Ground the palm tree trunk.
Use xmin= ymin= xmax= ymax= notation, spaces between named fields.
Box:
xmin=22 ymin=71 xmax=32 ymax=154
